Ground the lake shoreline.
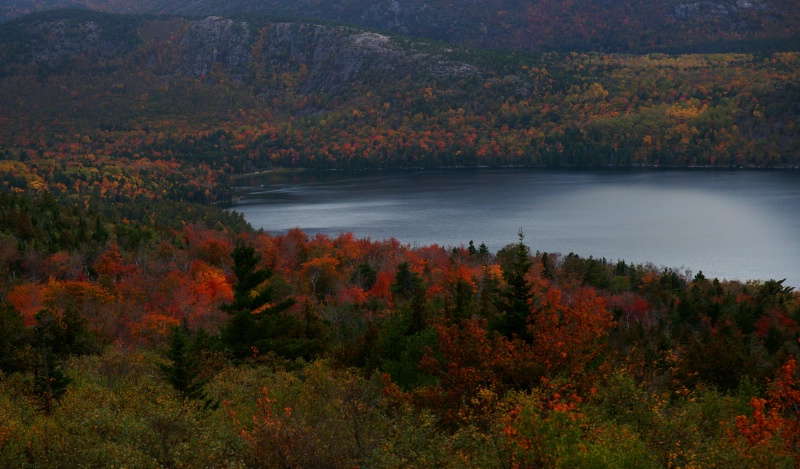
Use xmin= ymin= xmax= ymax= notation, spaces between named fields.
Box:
xmin=231 ymin=168 xmax=800 ymax=288
xmin=230 ymin=163 xmax=800 ymax=183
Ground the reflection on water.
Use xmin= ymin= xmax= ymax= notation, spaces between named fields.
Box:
xmin=233 ymin=168 xmax=800 ymax=287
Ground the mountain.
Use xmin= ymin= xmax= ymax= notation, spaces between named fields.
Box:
xmin=1 ymin=0 xmax=799 ymax=54
xmin=0 ymin=9 xmax=798 ymax=218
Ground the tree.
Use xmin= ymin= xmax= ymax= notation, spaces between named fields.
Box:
xmin=0 ymin=303 xmax=30 ymax=374
xmin=391 ymin=261 xmax=422 ymax=304
xmin=220 ymin=240 xmax=328 ymax=361
xmin=222 ymin=241 xmax=279 ymax=316
xmin=733 ymin=358 xmax=800 ymax=466
xmin=31 ymin=309 xmax=74 ymax=415
xmin=159 ymin=324 xmax=216 ymax=408
xmin=496 ymin=230 xmax=534 ymax=341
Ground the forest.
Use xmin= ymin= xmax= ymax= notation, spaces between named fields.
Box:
xmin=0 ymin=194 xmax=799 ymax=467
xmin=0 ymin=6 xmax=799 ymax=469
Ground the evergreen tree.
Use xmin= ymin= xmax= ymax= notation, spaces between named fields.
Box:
xmin=33 ymin=349 xmax=71 ymax=415
xmin=159 ymin=324 xmax=216 ymax=408
xmin=220 ymin=241 xmax=330 ymax=361
xmin=541 ymin=251 xmax=554 ymax=280
xmin=496 ymin=230 xmax=534 ymax=342
xmin=351 ymin=262 xmax=378 ymax=291
xmin=391 ymin=261 xmax=423 ymax=304
xmin=31 ymin=310 xmax=73 ymax=415
xmin=221 ymin=241 xmax=278 ymax=316
xmin=0 ymin=303 xmax=30 ymax=374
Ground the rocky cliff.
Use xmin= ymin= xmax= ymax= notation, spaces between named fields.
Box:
xmin=1 ymin=0 xmax=798 ymax=53
xmin=1 ymin=11 xmax=476 ymax=94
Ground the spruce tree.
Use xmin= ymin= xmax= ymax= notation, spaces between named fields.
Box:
xmin=497 ymin=230 xmax=534 ymax=342
xmin=31 ymin=310 xmax=73 ymax=415
xmin=160 ymin=324 xmax=216 ymax=408
xmin=0 ymin=303 xmax=30 ymax=374
xmin=221 ymin=241 xmax=323 ymax=360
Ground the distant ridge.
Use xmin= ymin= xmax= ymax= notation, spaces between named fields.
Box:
xmin=0 ymin=9 xmax=798 ymax=174
xmin=1 ymin=0 xmax=799 ymax=54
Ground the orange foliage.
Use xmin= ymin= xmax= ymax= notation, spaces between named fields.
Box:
xmin=94 ymin=245 xmax=138 ymax=284
xmin=367 ymin=271 xmax=394 ymax=305
xmin=733 ymin=358 xmax=800 ymax=465
xmin=416 ymin=318 xmax=511 ymax=426
xmin=528 ymin=286 xmax=614 ymax=377
xmin=6 ymin=282 xmax=46 ymax=326
xmin=131 ymin=313 xmax=182 ymax=344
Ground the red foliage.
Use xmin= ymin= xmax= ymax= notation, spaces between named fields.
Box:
xmin=94 ymin=245 xmax=138 ymax=284
xmin=528 ymin=286 xmax=614 ymax=378
xmin=733 ymin=358 xmax=800 ymax=464
xmin=415 ymin=318 xmax=512 ymax=426
xmin=754 ymin=307 xmax=798 ymax=339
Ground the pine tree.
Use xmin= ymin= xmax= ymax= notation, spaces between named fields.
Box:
xmin=0 ymin=303 xmax=30 ymax=374
xmin=391 ymin=261 xmax=423 ymax=304
xmin=159 ymin=324 xmax=216 ymax=408
xmin=31 ymin=310 xmax=73 ymax=415
xmin=33 ymin=350 xmax=71 ymax=415
xmin=497 ymin=230 xmax=534 ymax=342
xmin=220 ymin=241 xmax=305 ymax=360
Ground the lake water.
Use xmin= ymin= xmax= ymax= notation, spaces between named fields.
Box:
xmin=232 ymin=168 xmax=800 ymax=287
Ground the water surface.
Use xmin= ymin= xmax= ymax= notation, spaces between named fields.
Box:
xmin=233 ymin=168 xmax=800 ymax=287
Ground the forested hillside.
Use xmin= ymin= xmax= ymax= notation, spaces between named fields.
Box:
xmin=1 ymin=204 xmax=798 ymax=466
xmin=1 ymin=10 xmax=798 ymax=214
xmin=1 ymin=0 xmax=799 ymax=54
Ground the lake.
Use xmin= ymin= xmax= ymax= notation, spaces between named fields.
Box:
xmin=232 ymin=168 xmax=800 ymax=287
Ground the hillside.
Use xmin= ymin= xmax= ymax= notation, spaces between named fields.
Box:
xmin=0 ymin=10 xmax=797 ymax=211
xmin=1 ymin=0 xmax=799 ymax=54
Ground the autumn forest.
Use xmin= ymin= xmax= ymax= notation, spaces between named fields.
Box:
xmin=1 ymin=3 xmax=800 ymax=468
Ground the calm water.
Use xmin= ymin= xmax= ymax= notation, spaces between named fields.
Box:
xmin=233 ymin=168 xmax=800 ymax=287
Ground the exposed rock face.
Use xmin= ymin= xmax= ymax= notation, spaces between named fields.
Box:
xmin=8 ymin=16 xmax=140 ymax=71
xmin=30 ymin=20 xmax=103 ymax=64
xmin=670 ymin=0 xmax=767 ymax=19
xmin=180 ymin=16 xmax=251 ymax=80
xmin=240 ymin=21 xmax=474 ymax=94
xmin=3 ymin=0 xmax=799 ymax=54
xmin=4 ymin=11 xmax=476 ymax=95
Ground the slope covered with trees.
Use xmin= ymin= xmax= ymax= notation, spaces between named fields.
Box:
xmin=1 ymin=0 xmax=799 ymax=54
xmin=1 ymin=8 xmax=798 ymax=212
xmin=1 ymin=201 xmax=798 ymax=466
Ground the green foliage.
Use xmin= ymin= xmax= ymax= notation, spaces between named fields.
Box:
xmin=221 ymin=241 xmax=331 ymax=361
xmin=31 ymin=349 xmax=71 ymax=416
xmin=507 ymin=389 xmax=658 ymax=468
xmin=31 ymin=308 xmax=99 ymax=358
xmin=351 ymin=261 xmax=377 ymax=291
xmin=224 ymin=241 xmax=276 ymax=315
xmin=0 ymin=349 xmax=244 ymax=467
xmin=159 ymin=324 xmax=216 ymax=408
xmin=496 ymin=231 xmax=534 ymax=341
xmin=226 ymin=361 xmax=390 ymax=469
xmin=377 ymin=309 xmax=438 ymax=390
xmin=0 ymin=304 xmax=29 ymax=374
xmin=391 ymin=261 xmax=423 ymax=305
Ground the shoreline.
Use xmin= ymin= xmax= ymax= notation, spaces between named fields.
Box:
xmin=229 ymin=163 xmax=800 ymax=182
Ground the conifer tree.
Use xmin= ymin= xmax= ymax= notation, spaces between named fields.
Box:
xmin=497 ymin=230 xmax=534 ymax=342
xmin=31 ymin=310 xmax=73 ymax=415
xmin=0 ymin=303 xmax=29 ymax=374
xmin=221 ymin=241 xmax=327 ymax=361
xmin=160 ymin=324 xmax=216 ymax=408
